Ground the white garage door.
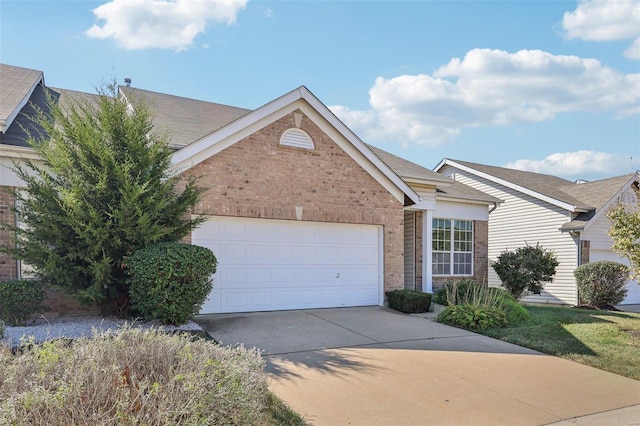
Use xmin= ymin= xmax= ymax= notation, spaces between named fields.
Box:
xmin=590 ymin=250 xmax=640 ymax=305
xmin=193 ymin=216 xmax=383 ymax=313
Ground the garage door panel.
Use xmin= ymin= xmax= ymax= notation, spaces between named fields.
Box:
xmin=194 ymin=216 xmax=382 ymax=313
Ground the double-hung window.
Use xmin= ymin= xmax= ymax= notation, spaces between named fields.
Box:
xmin=432 ymin=218 xmax=473 ymax=275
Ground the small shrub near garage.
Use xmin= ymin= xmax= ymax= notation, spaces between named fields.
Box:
xmin=0 ymin=328 xmax=270 ymax=425
xmin=127 ymin=242 xmax=217 ymax=325
xmin=387 ymin=289 xmax=432 ymax=313
xmin=0 ymin=320 xmax=4 ymax=339
xmin=0 ymin=279 xmax=45 ymax=326
xmin=574 ymin=261 xmax=629 ymax=309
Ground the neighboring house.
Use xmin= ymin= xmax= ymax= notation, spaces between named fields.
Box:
xmin=435 ymin=158 xmax=640 ymax=305
xmin=1 ymin=63 xmax=497 ymax=314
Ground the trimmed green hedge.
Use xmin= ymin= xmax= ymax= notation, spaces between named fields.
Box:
xmin=0 ymin=279 xmax=45 ymax=326
xmin=127 ymin=243 xmax=217 ymax=325
xmin=387 ymin=289 xmax=432 ymax=314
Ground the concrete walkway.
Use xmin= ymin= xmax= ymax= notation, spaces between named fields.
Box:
xmin=196 ymin=306 xmax=640 ymax=426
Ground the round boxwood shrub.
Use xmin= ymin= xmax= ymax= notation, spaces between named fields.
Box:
xmin=0 ymin=279 xmax=45 ymax=326
xmin=127 ymin=243 xmax=217 ymax=325
xmin=574 ymin=260 xmax=629 ymax=309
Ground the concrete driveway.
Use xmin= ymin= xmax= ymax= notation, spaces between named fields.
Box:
xmin=196 ymin=306 xmax=640 ymax=426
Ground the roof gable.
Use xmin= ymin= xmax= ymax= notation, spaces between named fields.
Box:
xmin=170 ymin=86 xmax=420 ymax=205
xmin=369 ymin=146 xmax=500 ymax=205
xmin=435 ymin=158 xmax=639 ymax=231
xmin=0 ymin=64 xmax=44 ymax=133
xmin=435 ymin=158 xmax=591 ymax=212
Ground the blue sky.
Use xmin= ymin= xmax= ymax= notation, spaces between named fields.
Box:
xmin=2 ymin=0 xmax=639 ymax=181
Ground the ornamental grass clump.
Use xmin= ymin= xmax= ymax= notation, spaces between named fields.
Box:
xmin=436 ymin=280 xmax=529 ymax=329
xmin=0 ymin=327 xmax=269 ymax=425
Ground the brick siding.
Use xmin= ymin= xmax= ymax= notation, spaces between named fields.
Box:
xmin=0 ymin=187 xmax=17 ymax=282
xmin=185 ymin=110 xmax=405 ymax=291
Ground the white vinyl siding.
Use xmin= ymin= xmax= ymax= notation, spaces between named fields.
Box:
xmin=581 ymin=214 xmax=614 ymax=251
xmin=440 ymin=165 xmax=579 ymax=305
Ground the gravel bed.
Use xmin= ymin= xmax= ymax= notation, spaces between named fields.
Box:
xmin=1 ymin=316 xmax=205 ymax=349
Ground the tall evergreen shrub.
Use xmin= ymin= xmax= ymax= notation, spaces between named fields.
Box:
xmin=3 ymin=83 xmax=203 ymax=315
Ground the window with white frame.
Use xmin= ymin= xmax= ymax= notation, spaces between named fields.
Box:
xmin=432 ymin=218 xmax=473 ymax=275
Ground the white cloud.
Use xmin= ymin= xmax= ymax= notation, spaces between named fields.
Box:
xmin=504 ymin=151 xmax=633 ymax=177
xmin=562 ymin=0 xmax=640 ymax=59
xmin=86 ymin=0 xmax=248 ymax=51
xmin=329 ymin=48 xmax=640 ymax=147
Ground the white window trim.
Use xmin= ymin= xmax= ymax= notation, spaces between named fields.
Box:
xmin=432 ymin=218 xmax=474 ymax=277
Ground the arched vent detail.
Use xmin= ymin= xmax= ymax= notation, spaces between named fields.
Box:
xmin=280 ymin=128 xmax=314 ymax=150
xmin=620 ymin=190 xmax=637 ymax=206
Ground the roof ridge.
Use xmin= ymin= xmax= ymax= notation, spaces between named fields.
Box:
xmin=120 ymin=86 xmax=250 ymax=112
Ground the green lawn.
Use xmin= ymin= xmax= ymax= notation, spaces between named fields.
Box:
xmin=478 ymin=306 xmax=640 ymax=380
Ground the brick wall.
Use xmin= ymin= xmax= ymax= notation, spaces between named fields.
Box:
xmin=0 ymin=187 xmax=18 ymax=282
xmin=186 ymin=110 xmax=405 ymax=291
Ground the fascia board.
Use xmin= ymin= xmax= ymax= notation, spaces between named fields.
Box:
xmin=298 ymin=87 xmax=420 ymax=204
xmin=3 ymin=73 xmax=43 ymax=134
xmin=296 ymin=102 xmax=407 ymax=203
xmin=170 ymin=89 xmax=302 ymax=172
xmin=440 ymin=159 xmax=580 ymax=213
xmin=0 ymin=144 xmax=39 ymax=160
xmin=436 ymin=193 xmax=503 ymax=206
xmin=403 ymin=176 xmax=454 ymax=187
xmin=171 ymin=86 xmax=420 ymax=205
xmin=582 ymin=174 xmax=638 ymax=233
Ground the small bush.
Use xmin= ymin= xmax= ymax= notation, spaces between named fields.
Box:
xmin=0 ymin=328 xmax=269 ymax=425
xmin=387 ymin=289 xmax=432 ymax=313
xmin=127 ymin=243 xmax=217 ymax=325
xmin=0 ymin=279 xmax=45 ymax=326
xmin=491 ymin=243 xmax=559 ymax=300
xmin=437 ymin=304 xmax=507 ymax=330
xmin=574 ymin=261 xmax=629 ymax=308
xmin=0 ymin=320 xmax=4 ymax=339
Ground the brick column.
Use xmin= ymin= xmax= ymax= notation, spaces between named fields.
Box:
xmin=0 ymin=187 xmax=18 ymax=281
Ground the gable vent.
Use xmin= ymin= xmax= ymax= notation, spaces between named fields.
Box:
xmin=280 ymin=128 xmax=314 ymax=150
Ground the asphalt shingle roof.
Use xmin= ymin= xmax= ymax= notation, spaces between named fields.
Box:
xmin=449 ymin=159 xmax=592 ymax=209
xmin=120 ymin=86 xmax=251 ymax=148
xmin=446 ymin=158 xmax=638 ymax=230
xmin=0 ymin=63 xmax=43 ymax=130
xmin=0 ymin=85 xmax=99 ymax=147
xmin=369 ymin=147 xmax=500 ymax=204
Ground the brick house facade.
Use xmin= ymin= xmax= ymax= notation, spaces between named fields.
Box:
xmin=0 ymin=63 xmax=500 ymax=315
xmin=188 ymin=110 xmax=405 ymax=291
